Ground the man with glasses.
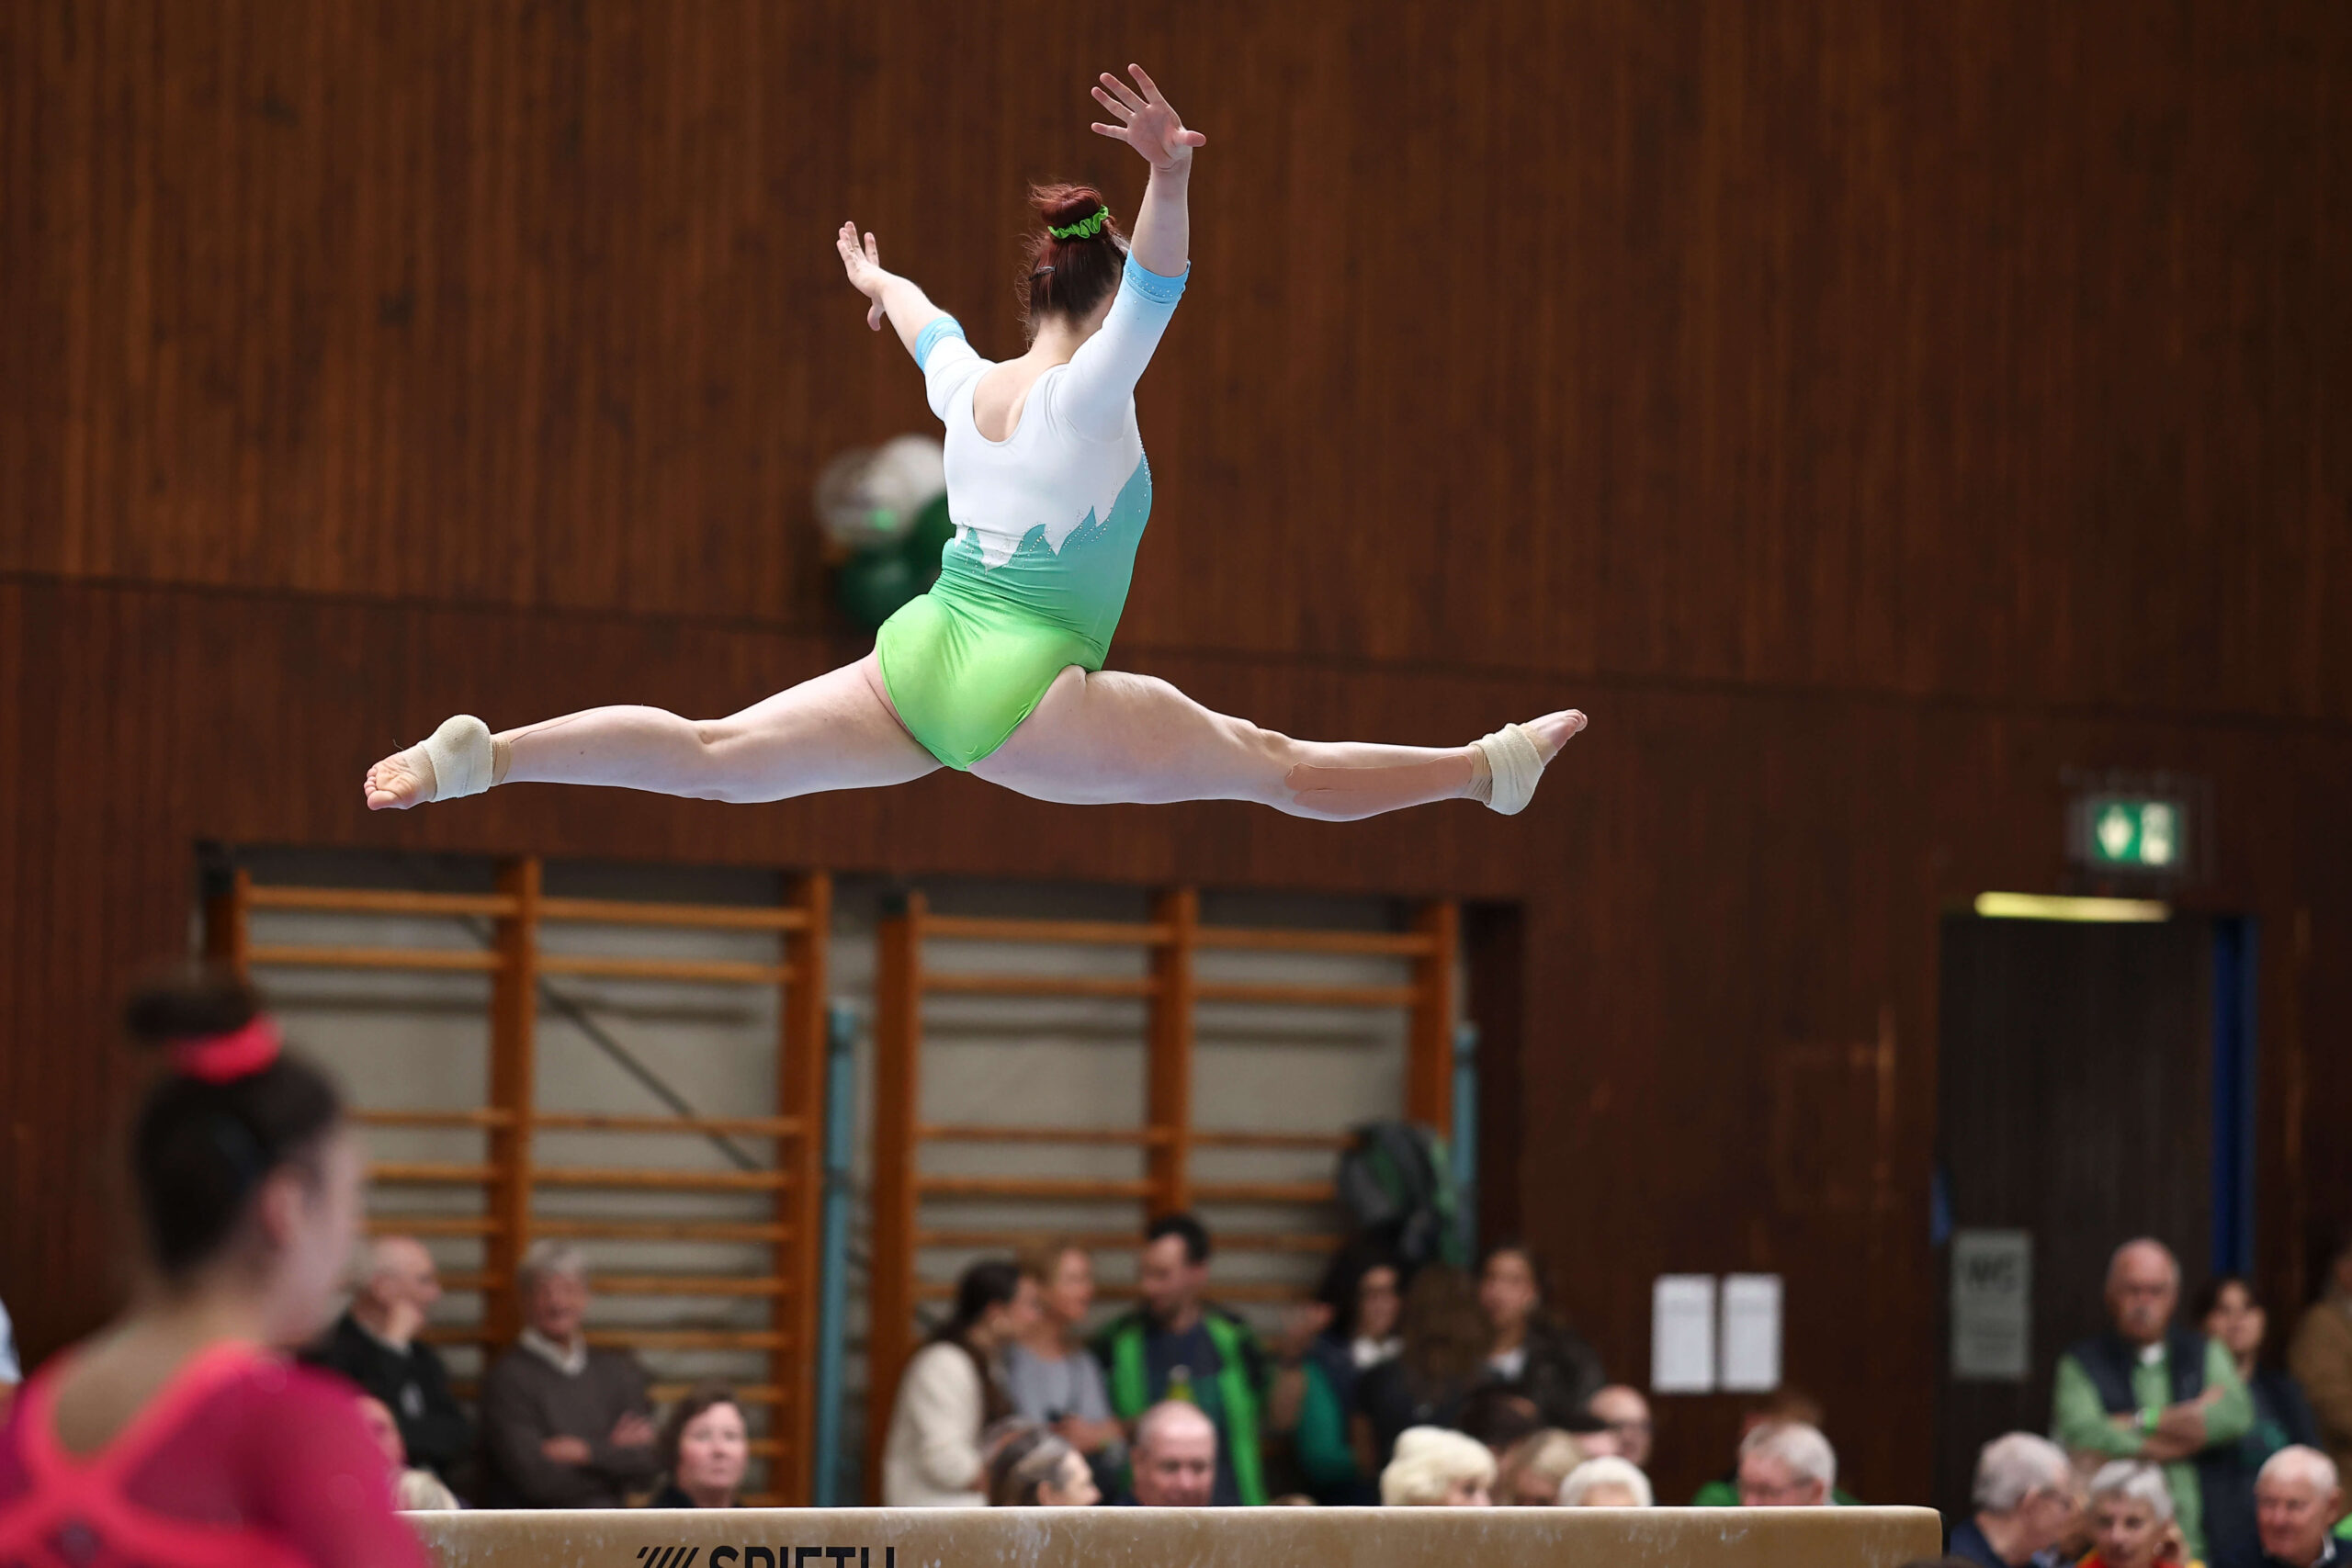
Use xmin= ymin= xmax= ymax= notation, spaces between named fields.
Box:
xmin=1951 ymin=1433 xmax=2083 ymax=1567
xmin=1589 ymin=1384 xmax=1655 ymax=1469
xmin=2053 ymin=1237 xmax=2253 ymax=1564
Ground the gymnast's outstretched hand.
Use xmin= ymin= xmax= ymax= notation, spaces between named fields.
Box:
xmin=836 ymin=220 xmax=947 ymax=358
xmin=1089 ymin=64 xmax=1205 ymax=173
xmin=835 ymin=221 xmax=891 ymax=333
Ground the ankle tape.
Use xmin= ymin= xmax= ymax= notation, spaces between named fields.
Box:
xmin=417 ymin=715 xmax=496 ymax=801
xmin=1471 ymin=723 xmax=1544 ymax=816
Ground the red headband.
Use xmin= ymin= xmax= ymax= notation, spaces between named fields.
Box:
xmin=172 ymin=1016 xmax=283 ymax=1084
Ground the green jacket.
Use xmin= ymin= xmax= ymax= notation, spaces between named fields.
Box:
xmin=1095 ymin=1305 xmax=1269 ymax=1506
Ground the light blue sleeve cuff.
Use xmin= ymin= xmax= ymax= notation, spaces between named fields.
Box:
xmin=914 ymin=316 xmax=966 ymax=370
xmin=1121 ymin=254 xmax=1190 ymax=304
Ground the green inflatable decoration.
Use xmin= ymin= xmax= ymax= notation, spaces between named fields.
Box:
xmin=834 ymin=493 xmax=955 ymax=631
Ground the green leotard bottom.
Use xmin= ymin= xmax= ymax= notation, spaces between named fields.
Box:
xmin=875 ymin=586 xmax=1104 ymax=770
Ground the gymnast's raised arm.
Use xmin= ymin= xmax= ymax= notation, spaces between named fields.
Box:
xmin=1058 ymin=64 xmax=1206 ymax=438
xmin=835 ymin=221 xmax=948 ymax=363
xmin=1091 ymin=64 xmax=1201 ymax=280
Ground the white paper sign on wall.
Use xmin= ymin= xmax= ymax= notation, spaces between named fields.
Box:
xmin=1951 ymin=1228 xmax=2032 ymax=1382
xmin=1720 ymin=1274 xmax=1783 ymax=1392
xmin=1652 ymin=1275 xmax=1718 ymax=1393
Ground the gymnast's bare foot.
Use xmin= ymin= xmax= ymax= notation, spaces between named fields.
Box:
xmin=364 ymin=750 xmax=435 ymax=811
xmin=1523 ymin=708 xmax=1589 ymax=760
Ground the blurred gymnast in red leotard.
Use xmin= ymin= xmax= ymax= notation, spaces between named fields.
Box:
xmin=0 ymin=969 xmax=428 ymax=1568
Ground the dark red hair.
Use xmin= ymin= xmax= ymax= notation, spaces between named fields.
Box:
xmin=1019 ymin=182 xmax=1127 ymax=338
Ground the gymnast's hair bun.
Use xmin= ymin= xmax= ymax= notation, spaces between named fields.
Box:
xmin=124 ymin=964 xmax=262 ymax=1048
xmin=1020 ymin=182 xmax=1126 ymax=335
xmin=126 ymin=964 xmax=345 ymax=1277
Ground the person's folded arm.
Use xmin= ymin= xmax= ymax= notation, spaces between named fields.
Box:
xmin=2191 ymin=1339 xmax=2255 ymax=1448
xmin=2052 ymin=1354 xmax=2143 ymax=1457
xmin=481 ymin=1365 xmax=612 ymax=1506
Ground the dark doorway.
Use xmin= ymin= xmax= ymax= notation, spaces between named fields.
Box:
xmin=1931 ymin=911 xmax=2255 ymax=1518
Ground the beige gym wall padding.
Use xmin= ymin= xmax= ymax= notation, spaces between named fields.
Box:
xmin=410 ymin=1505 xmax=1944 ymax=1568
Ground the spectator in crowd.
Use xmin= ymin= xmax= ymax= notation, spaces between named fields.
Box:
xmin=1093 ymin=1213 xmax=1270 ymax=1506
xmin=2200 ymin=1275 xmax=2324 ymax=1568
xmin=2290 ymin=1234 xmax=2352 ymax=1482
xmin=1380 ymin=1427 xmax=1496 ymax=1506
xmin=1269 ymin=1238 xmax=1407 ymax=1505
xmin=304 ymin=1235 xmax=472 ymax=1483
xmin=884 ymin=1259 xmax=1038 ymax=1506
xmin=2079 ymin=1461 xmax=2193 ymax=1568
xmin=0 ymin=1292 xmax=17 ymax=1418
xmin=1692 ymin=1389 xmax=1860 ymax=1505
xmin=478 ymin=1240 xmax=658 ymax=1508
xmin=1352 ymin=1264 xmax=1489 ymax=1472
xmin=356 ymin=1393 xmax=461 ymax=1511
xmin=1589 ymin=1385 xmax=1655 ymax=1470
xmin=2253 ymin=1447 xmax=2342 ymax=1568
xmin=647 ymin=1383 xmax=749 ymax=1508
xmin=1476 ymin=1242 xmax=1606 ymax=1428
xmin=1560 ymin=1456 xmax=1656 ymax=1507
xmin=1736 ymin=1421 xmax=1839 ymax=1507
xmin=1948 ymin=1432 xmax=2080 ymax=1568
xmin=988 ymin=1427 xmax=1102 ymax=1506
xmin=1125 ymin=1401 xmax=1218 ymax=1506
xmin=1496 ymin=1429 xmax=1588 ymax=1505
xmin=1007 ymin=1240 xmax=1123 ymax=1492
xmin=2055 ymin=1239 xmax=2254 ymax=1564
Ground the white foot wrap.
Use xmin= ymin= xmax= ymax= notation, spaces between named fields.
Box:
xmin=1472 ymin=723 xmax=1546 ymax=816
xmin=409 ymin=715 xmax=496 ymax=803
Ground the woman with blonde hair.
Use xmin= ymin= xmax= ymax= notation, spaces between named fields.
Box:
xmin=1004 ymin=1240 xmax=1121 ymax=1485
xmin=1495 ymin=1428 xmax=1588 ymax=1506
xmin=1380 ymin=1427 xmax=1497 ymax=1506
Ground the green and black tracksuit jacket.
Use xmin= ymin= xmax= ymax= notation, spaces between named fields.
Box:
xmin=1091 ymin=1304 xmax=1271 ymax=1506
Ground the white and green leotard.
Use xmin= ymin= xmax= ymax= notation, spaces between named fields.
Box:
xmin=874 ymin=253 xmax=1189 ymax=768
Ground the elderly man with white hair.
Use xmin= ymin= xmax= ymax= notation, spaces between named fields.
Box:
xmin=2256 ymin=1447 xmax=2345 ymax=1568
xmin=301 ymin=1233 xmax=472 ymax=1483
xmin=2054 ymin=1238 xmax=2253 ymax=1564
xmin=1736 ymin=1421 xmax=1838 ymax=1506
xmin=1559 ymin=1456 xmax=1654 ymax=1507
xmin=1948 ymin=1433 xmax=2080 ymax=1567
xmin=478 ymin=1240 xmax=659 ymax=1507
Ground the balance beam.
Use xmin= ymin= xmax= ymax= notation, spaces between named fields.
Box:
xmin=410 ymin=1505 xmax=1945 ymax=1568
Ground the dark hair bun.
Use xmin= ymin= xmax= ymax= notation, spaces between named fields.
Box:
xmin=1031 ymin=183 xmax=1113 ymax=235
xmin=1019 ymin=182 xmax=1126 ymax=334
xmin=125 ymin=964 xmax=342 ymax=1277
xmin=125 ymin=965 xmax=261 ymax=1048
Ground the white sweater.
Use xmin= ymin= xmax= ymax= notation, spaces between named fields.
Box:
xmin=881 ymin=1342 xmax=988 ymax=1506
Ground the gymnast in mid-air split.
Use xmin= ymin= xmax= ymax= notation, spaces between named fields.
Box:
xmin=365 ymin=65 xmax=1584 ymax=820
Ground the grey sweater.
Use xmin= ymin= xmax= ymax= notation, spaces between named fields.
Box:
xmin=477 ymin=1339 xmax=658 ymax=1507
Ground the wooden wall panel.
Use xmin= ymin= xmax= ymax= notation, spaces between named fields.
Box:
xmin=1 ymin=2 xmax=2345 ymax=714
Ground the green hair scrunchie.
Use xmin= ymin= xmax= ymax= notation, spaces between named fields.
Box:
xmin=1047 ymin=206 xmax=1112 ymax=241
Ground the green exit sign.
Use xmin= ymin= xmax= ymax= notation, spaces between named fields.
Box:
xmin=2081 ymin=795 xmax=2187 ymax=870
